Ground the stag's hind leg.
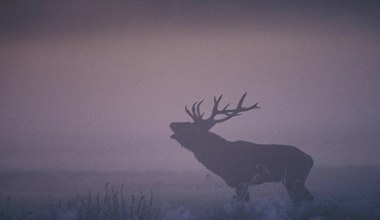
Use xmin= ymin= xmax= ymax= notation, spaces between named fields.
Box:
xmin=282 ymin=160 xmax=313 ymax=205
xmin=285 ymin=180 xmax=313 ymax=205
xmin=233 ymin=183 xmax=250 ymax=202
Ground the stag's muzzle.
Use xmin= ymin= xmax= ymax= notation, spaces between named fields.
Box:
xmin=169 ymin=122 xmax=177 ymax=139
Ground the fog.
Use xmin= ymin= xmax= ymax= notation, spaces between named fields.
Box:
xmin=1 ymin=1 xmax=379 ymax=171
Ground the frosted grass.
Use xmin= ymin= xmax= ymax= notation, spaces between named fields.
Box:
xmin=2 ymin=191 xmax=379 ymax=220
xmin=1 ymin=166 xmax=379 ymax=219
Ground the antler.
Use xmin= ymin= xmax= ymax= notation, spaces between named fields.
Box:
xmin=207 ymin=93 xmax=260 ymax=125
xmin=185 ymin=93 xmax=260 ymax=130
xmin=185 ymin=100 xmax=204 ymax=122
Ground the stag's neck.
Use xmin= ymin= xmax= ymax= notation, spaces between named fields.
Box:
xmin=191 ymin=131 xmax=229 ymax=151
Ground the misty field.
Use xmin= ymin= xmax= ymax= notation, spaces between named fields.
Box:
xmin=1 ymin=166 xmax=380 ymax=220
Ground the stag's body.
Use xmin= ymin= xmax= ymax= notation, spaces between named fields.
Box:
xmin=170 ymin=93 xmax=313 ymax=204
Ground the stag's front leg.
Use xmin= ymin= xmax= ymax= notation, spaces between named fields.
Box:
xmin=233 ymin=183 xmax=250 ymax=202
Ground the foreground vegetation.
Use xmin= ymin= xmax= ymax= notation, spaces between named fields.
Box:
xmin=1 ymin=167 xmax=380 ymax=219
xmin=1 ymin=185 xmax=380 ymax=220
xmin=1 ymin=183 xmax=159 ymax=220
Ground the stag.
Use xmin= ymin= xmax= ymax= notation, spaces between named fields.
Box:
xmin=169 ymin=93 xmax=313 ymax=204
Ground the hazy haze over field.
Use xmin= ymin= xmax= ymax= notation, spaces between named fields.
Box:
xmin=1 ymin=0 xmax=379 ymax=171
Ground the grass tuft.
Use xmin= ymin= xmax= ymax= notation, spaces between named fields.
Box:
xmin=0 ymin=184 xmax=159 ymax=220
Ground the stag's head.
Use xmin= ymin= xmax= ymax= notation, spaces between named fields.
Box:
xmin=170 ymin=93 xmax=260 ymax=143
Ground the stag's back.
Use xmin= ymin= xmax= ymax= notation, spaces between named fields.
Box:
xmin=191 ymin=138 xmax=312 ymax=187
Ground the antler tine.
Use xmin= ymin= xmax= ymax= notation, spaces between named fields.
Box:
xmin=222 ymin=103 xmax=230 ymax=111
xmin=246 ymin=102 xmax=261 ymax=110
xmin=192 ymin=102 xmax=201 ymax=122
xmin=236 ymin=92 xmax=247 ymax=109
xmin=210 ymin=95 xmax=223 ymax=117
xmin=214 ymin=94 xmax=223 ymax=103
xmin=185 ymin=105 xmax=197 ymax=122
xmin=185 ymin=100 xmax=205 ymax=122
xmin=196 ymin=100 xmax=204 ymax=119
xmin=234 ymin=92 xmax=260 ymax=111
xmin=191 ymin=102 xmax=197 ymax=116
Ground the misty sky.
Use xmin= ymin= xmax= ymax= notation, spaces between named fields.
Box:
xmin=1 ymin=1 xmax=379 ymax=171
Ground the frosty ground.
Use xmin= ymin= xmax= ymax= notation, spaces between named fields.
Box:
xmin=1 ymin=166 xmax=379 ymax=219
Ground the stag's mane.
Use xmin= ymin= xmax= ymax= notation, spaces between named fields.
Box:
xmin=174 ymin=129 xmax=229 ymax=152
xmin=195 ymin=130 xmax=228 ymax=146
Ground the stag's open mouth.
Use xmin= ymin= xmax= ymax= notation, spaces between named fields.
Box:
xmin=170 ymin=134 xmax=177 ymax=139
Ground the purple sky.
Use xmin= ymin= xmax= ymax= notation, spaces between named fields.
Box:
xmin=1 ymin=1 xmax=379 ymax=171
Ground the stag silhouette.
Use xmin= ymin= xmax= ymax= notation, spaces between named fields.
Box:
xmin=169 ymin=93 xmax=313 ymax=204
